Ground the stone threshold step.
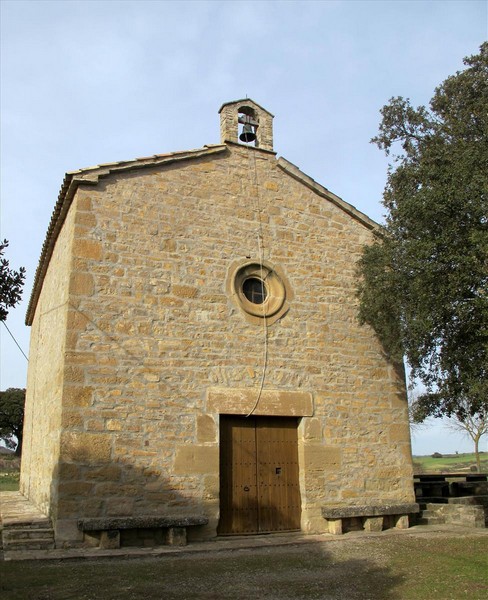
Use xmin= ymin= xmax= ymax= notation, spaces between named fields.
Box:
xmin=3 ymin=528 xmax=54 ymax=541
xmin=3 ymin=540 xmax=55 ymax=551
xmin=2 ymin=519 xmax=52 ymax=529
xmin=416 ymin=518 xmax=445 ymax=525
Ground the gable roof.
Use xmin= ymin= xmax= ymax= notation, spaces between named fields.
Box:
xmin=25 ymin=143 xmax=378 ymax=325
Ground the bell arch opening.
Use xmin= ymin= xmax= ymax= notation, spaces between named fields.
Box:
xmin=238 ymin=106 xmax=259 ymax=146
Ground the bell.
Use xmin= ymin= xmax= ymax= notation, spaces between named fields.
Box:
xmin=240 ymin=123 xmax=256 ymax=143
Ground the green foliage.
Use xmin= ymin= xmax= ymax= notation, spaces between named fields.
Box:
xmin=358 ymin=43 xmax=488 ymax=420
xmin=0 ymin=388 xmax=25 ymax=456
xmin=0 ymin=239 xmax=26 ymax=322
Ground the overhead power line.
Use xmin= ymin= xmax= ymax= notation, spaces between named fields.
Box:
xmin=1 ymin=320 xmax=29 ymax=362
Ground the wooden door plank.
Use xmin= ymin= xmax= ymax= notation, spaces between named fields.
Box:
xmin=218 ymin=415 xmax=259 ymax=534
xmin=256 ymin=417 xmax=301 ymax=532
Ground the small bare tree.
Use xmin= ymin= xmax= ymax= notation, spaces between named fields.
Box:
xmin=408 ymin=388 xmax=431 ymax=434
xmin=446 ymin=412 xmax=488 ymax=472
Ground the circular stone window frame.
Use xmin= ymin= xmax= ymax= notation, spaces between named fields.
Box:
xmin=226 ymin=259 xmax=293 ymax=326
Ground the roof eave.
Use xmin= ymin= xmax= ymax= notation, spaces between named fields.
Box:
xmin=276 ymin=157 xmax=379 ymax=231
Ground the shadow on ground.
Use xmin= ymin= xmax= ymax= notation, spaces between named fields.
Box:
xmin=0 ymin=540 xmax=404 ymax=600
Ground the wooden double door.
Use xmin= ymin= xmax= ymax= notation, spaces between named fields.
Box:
xmin=218 ymin=415 xmax=301 ymax=535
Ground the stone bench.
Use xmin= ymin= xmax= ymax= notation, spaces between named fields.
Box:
xmin=322 ymin=503 xmax=419 ymax=535
xmin=77 ymin=516 xmax=209 ymax=549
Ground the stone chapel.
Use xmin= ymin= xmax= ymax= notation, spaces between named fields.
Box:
xmin=21 ymin=99 xmax=418 ymax=548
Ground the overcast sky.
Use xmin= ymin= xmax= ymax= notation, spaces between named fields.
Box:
xmin=1 ymin=0 xmax=486 ymax=455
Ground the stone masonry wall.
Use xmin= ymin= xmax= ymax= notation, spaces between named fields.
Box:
xmin=20 ymin=200 xmax=77 ymax=515
xmin=35 ymin=144 xmax=413 ymax=545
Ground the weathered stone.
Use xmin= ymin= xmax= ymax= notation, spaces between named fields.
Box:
xmin=77 ymin=516 xmax=208 ymax=531
xmin=69 ymin=272 xmax=94 ymax=296
xmin=72 ymin=238 xmax=103 ymax=261
xmin=328 ymin=519 xmax=343 ymax=535
xmin=21 ymin=100 xmax=416 ymax=549
xmin=395 ymin=515 xmax=409 ymax=529
xmin=303 ymin=444 xmax=342 ymax=470
xmin=207 ymin=389 xmax=313 ymax=417
xmin=167 ymin=527 xmax=187 ymax=546
xmin=60 ymin=432 xmax=111 ymax=463
xmin=363 ymin=516 xmax=384 ymax=532
xmin=321 ymin=504 xmax=419 ymax=519
xmin=173 ymin=445 xmax=219 ymax=475
xmin=197 ymin=415 xmax=217 ymax=443
xmin=100 ymin=529 xmax=120 ymax=549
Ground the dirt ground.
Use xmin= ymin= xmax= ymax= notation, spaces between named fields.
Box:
xmin=1 ymin=527 xmax=488 ymax=600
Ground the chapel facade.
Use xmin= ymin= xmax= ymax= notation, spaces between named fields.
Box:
xmin=20 ymin=99 xmax=417 ymax=548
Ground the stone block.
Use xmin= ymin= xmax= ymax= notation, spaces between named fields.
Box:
xmin=203 ymin=475 xmax=219 ymax=499
xmin=167 ymin=526 xmax=187 ymax=546
xmin=172 ymin=284 xmax=198 ymax=298
xmin=207 ymin=388 xmax=313 ymax=417
xmin=105 ymin=498 xmax=134 ymax=517
xmin=363 ymin=516 xmax=383 ymax=532
xmin=61 ymin=432 xmax=112 ymax=463
xmin=303 ymin=444 xmax=341 ymax=470
xmin=58 ymin=481 xmax=94 ymax=497
xmin=327 ymin=519 xmax=343 ymax=535
xmin=389 ymin=423 xmax=411 ymax=443
xmin=58 ymin=462 xmax=81 ymax=480
xmin=69 ymin=272 xmax=94 ymax=296
xmin=61 ymin=412 xmax=84 ymax=428
xmin=72 ymin=238 xmax=103 ymax=260
xmin=63 ymin=386 xmax=93 ymax=408
xmin=100 ymin=530 xmax=120 ymax=549
xmin=66 ymin=309 xmax=90 ymax=332
xmin=76 ymin=194 xmax=93 ymax=211
xmin=197 ymin=415 xmax=217 ymax=443
xmin=303 ymin=417 xmax=322 ymax=440
xmin=75 ymin=211 xmax=97 ymax=227
xmin=173 ymin=445 xmax=219 ymax=475
xmin=395 ymin=515 xmax=409 ymax=529
xmin=63 ymin=365 xmax=85 ymax=383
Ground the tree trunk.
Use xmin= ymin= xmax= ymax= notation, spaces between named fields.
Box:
xmin=14 ymin=434 xmax=22 ymax=457
xmin=474 ymin=435 xmax=481 ymax=472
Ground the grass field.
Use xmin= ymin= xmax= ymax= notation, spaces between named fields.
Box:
xmin=413 ymin=452 xmax=488 ymax=474
xmin=0 ymin=456 xmax=20 ymax=492
xmin=1 ymin=533 xmax=487 ymax=600
xmin=0 ymin=472 xmax=20 ymax=492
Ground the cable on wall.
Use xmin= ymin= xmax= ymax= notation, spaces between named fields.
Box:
xmin=244 ymin=143 xmax=269 ymax=418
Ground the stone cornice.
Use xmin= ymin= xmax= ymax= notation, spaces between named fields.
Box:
xmin=277 ymin=157 xmax=379 ymax=231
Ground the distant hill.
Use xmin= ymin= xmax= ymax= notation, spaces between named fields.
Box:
xmin=413 ymin=452 xmax=488 ymax=474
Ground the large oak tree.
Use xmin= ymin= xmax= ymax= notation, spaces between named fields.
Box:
xmin=357 ymin=44 xmax=487 ymax=421
xmin=0 ymin=388 xmax=25 ymax=456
